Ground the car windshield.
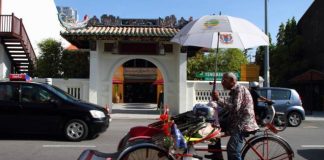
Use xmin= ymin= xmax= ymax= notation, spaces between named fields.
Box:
xmin=43 ymin=84 xmax=78 ymax=101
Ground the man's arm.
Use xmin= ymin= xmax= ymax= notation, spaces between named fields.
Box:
xmin=252 ymin=89 xmax=270 ymax=102
xmin=259 ymin=96 xmax=270 ymax=102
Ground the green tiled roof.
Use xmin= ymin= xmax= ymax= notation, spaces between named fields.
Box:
xmin=61 ymin=26 xmax=179 ymax=37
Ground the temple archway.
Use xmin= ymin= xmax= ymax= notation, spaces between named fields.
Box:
xmin=111 ymin=58 xmax=165 ymax=106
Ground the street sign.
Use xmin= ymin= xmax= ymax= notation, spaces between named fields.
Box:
xmin=195 ymin=72 xmax=240 ymax=81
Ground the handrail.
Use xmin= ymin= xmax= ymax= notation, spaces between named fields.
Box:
xmin=0 ymin=13 xmax=36 ymax=63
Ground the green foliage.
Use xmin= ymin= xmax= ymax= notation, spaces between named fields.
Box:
xmin=35 ymin=38 xmax=90 ymax=78
xmin=256 ymin=17 xmax=307 ymax=86
xmin=255 ymin=33 xmax=275 ymax=78
xmin=35 ymin=38 xmax=63 ymax=78
xmin=61 ymin=50 xmax=90 ymax=78
xmin=271 ymin=17 xmax=307 ymax=86
xmin=187 ymin=49 xmax=248 ymax=80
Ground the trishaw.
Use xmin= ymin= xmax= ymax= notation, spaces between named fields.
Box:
xmin=78 ymin=102 xmax=293 ymax=160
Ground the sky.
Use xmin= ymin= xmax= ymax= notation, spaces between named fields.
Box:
xmin=54 ymin=0 xmax=314 ymax=44
xmin=1 ymin=0 xmax=314 ymax=57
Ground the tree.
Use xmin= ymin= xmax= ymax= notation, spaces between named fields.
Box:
xmin=187 ymin=49 xmax=248 ymax=80
xmin=61 ymin=50 xmax=90 ymax=78
xmin=35 ymin=39 xmax=90 ymax=78
xmin=35 ymin=38 xmax=62 ymax=78
xmin=269 ymin=17 xmax=307 ymax=86
xmin=276 ymin=23 xmax=286 ymax=46
xmin=255 ymin=33 xmax=274 ymax=78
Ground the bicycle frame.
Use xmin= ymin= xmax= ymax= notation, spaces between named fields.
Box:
xmin=180 ymin=128 xmax=294 ymax=160
xmin=114 ymin=105 xmax=292 ymax=160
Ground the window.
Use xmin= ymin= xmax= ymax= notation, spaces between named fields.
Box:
xmin=0 ymin=84 xmax=19 ymax=102
xmin=271 ymin=90 xmax=291 ymax=100
xmin=67 ymin=87 xmax=81 ymax=99
xmin=257 ymin=89 xmax=267 ymax=98
xmin=21 ymin=85 xmax=54 ymax=103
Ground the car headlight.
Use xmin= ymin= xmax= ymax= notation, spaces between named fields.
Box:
xmin=90 ymin=110 xmax=106 ymax=118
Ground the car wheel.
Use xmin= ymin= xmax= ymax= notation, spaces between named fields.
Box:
xmin=64 ymin=119 xmax=88 ymax=141
xmin=88 ymin=133 xmax=99 ymax=140
xmin=288 ymin=111 xmax=302 ymax=127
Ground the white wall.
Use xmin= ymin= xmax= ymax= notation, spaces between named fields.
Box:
xmin=30 ymin=78 xmax=249 ymax=113
xmin=88 ymin=40 xmax=185 ymax=114
xmin=186 ymin=80 xmax=249 ymax=110
xmin=0 ymin=44 xmax=11 ymax=79
xmin=33 ymin=78 xmax=89 ymax=101
xmin=2 ymin=0 xmax=69 ymax=56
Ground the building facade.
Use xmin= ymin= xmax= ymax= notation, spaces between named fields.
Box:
xmin=293 ymin=0 xmax=324 ymax=112
xmin=297 ymin=0 xmax=324 ymax=72
xmin=61 ymin=17 xmax=191 ymax=114
xmin=56 ymin=6 xmax=78 ymax=23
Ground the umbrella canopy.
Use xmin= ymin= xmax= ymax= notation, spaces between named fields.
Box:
xmin=171 ymin=15 xmax=269 ymax=49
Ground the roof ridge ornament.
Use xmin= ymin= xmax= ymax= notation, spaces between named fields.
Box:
xmin=58 ymin=13 xmax=89 ymax=30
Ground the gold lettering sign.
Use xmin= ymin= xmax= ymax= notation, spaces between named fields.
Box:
xmin=124 ymin=68 xmax=157 ymax=75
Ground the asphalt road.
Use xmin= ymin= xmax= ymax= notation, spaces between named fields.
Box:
xmin=0 ymin=119 xmax=323 ymax=160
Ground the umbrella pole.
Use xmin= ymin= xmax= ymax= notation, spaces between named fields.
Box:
xmin=212 ymin=32 xmax=221 ymax=95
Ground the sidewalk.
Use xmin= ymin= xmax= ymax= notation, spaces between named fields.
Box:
xmin=305 ymin=111 xmax=324 ymax=121
xmin=110 ymin=103 xmax=161 ymax=120
xmin=110 ymin=103 xmax=324 ymax=121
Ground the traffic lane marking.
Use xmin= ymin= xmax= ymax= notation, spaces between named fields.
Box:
xmin=301 ymin=145 xmax=324 ymax=148
xmin=42 ymin=145 xmax=96 ymax=148
xmin=303 ymin=126 xmax=319 ymax=129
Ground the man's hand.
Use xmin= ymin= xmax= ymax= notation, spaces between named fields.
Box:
xmin=211 ymin=91 xmax=220 ymax=101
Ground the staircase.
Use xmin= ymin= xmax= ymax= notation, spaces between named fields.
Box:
xmin=0 ymin=13 xmax=36 ymax=74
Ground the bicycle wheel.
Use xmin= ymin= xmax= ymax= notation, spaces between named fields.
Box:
xmin=118 ymin=143 xmax=175 ymax=160
xmin=272 ymin=113 xmax=287 ymax=132
xmin=117 ymin=133 xmax=131 ymax=152
xmin=242 ymin=136 xmax=293 ymax=160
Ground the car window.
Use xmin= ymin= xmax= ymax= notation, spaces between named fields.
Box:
xmin=0 ymin=84 xmax=19 ymax=102
xmin=43 ymin=85 xmax=78 ymax=101
xmin=21 ymin=84 xmax=54 ymax=103
xmin=257 ymin=89 xmax=267 ymax=98
xmin=271 ymin=90 xmax=291 ymax=100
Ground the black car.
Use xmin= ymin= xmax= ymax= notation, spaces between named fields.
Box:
xmin=0 ymin=80 xmax=110 ymax=141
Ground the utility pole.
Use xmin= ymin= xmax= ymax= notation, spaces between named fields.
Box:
xmin=264 ymin=0 xmax=270 ymax=87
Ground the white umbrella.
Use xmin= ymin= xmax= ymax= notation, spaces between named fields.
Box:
xmin=171 ymin=15 xmax=269 ymax=91
xmin=171 ymin=15 xmax=269 ymax=49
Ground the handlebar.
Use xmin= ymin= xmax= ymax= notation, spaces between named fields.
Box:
xmin=264 ymin=101 xmax=274 ymax=105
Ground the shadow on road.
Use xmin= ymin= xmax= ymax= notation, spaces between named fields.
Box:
xmin=297 ymin=149 xmax=324 ymax=159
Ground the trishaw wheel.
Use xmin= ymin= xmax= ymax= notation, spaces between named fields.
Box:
xmin=117 ymin=143 xmax=175 ymax=160
xmin=242 ymin=136 xmax=293 ymax=160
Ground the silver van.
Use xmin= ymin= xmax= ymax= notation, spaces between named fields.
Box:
xmin=257 ymin=87 xmax=305 ymax=127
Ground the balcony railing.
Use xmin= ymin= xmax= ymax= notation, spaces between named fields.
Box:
xmin=0 ymin=13 xmax=36 ymax=68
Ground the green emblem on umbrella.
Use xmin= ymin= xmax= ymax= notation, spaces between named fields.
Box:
xmin=204 ymin=19 xmax=219 ymax=29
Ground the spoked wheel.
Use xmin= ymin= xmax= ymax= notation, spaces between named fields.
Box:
xmin=242 ymin=136 xmax=293 ymax=160
xmin=288 ymin=111 xmax=302 ymax=127
xmin=64 ymin=119 xmax=88 ymax=141
xmin=272 ymin=113 xmax=287 ymax=132
xmin=118 ymin=143 xmax=175 ymax=160
xmin=117 ymin=133 xmax=131 ymax=152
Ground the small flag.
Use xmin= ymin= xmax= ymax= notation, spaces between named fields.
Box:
xmin=172 ymin=123 xmax=187 ymax=149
